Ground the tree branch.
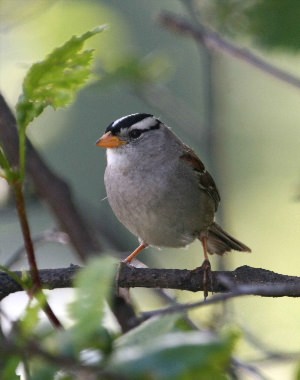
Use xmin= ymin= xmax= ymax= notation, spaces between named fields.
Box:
xmin=118 ymin=264 xmax=300 ymax=296
xmin=1 ymin=264 xmax=300 ymax=301
xmin=0 ymin=265 xmax=79 ymax=301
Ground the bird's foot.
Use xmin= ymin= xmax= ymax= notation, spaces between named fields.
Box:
xmin=193 ymin=259 xmax=213 ymax=299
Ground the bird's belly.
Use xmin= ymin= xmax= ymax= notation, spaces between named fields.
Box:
xmin=110 ymin=199 xmax=197 ymax=247
xmin=105 ymin=166 xmax=215 ymax=248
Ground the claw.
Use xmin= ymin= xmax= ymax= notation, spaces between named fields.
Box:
xmin=191 ymin=259 xmax=213 ymax=299
xmin=198 ymin=235 xmax=213 ymax=298
xmin=200 ymin=259 xmax=213 ymax=299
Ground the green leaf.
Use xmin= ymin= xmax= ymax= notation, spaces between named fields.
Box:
xmin=116 ymin=314 xmax=180 ymax=348
xmin=244 ymin=0 xmax=300 ymax=51
xmin=1 ymin=355 xmax=20 ymax=380
xmin=0 ymin=265 xmax=24 ymax=288
xmin=16 ymin=25 xmax=106 ymax=129
xmin=108 ymin=331 xmax=237 ymax=380
xmin=206 ymin=0 xmax=300 ymax=51
xmin=20 ymin=294 xmax=46 ymax=336
xmin=68 ymin=256 xmax=116 ymax=349
xmin=31 ymin=365 xmax=59 ymax=380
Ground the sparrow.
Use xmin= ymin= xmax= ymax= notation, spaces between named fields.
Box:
xmin=96 ymin=113 xmax=251 ymax=293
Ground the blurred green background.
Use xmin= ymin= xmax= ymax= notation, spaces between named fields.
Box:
xmin=1 ymin=0 xmax=300 ymax=378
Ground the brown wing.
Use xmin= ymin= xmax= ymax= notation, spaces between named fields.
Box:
xmin=180 ymin=146 xmax=221 ymax=211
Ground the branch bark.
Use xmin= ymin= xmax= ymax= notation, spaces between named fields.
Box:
xmin=117 ymin=264 xmax=300 ymax=296
xmin=0 ymin=265 xmax=79 ymax=301
xmin=1 ymin=264 xmax=300 ymax=301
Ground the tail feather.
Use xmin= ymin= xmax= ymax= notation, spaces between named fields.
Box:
xmin=206 ymin=222 xmax=251 ymax=255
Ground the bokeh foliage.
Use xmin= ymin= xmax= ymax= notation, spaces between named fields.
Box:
xmin=201 ymin=0 xmax=300 ymax=51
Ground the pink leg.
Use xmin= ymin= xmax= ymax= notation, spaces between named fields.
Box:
xmin=122 ymin=242 xmax=149 ymax=264
xmin=200 ymin=236 xmax=212 ymax=299
xmin=200 ymin=236 xmax=209 ymax=261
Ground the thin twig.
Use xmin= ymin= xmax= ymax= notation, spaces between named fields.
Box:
xmin=13 ymin=182 xmax=41 ymax=292
xmin=232 ymin=358 xmax=268 ymax=380
xmin=139 ymin=275 xmax=300 ymax=321
xmin=5 ymin=228 xmax=70 ymax=269
xmin=159 ymin=12 xmax=300 ymax=90
xmin=13 ymin=181 xmax=63 ymax=329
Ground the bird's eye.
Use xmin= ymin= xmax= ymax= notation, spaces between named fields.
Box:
xmin=129 ymin=129 xmax=142 ymax=139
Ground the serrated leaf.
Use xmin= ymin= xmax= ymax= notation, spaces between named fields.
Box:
xmin=16 ymin=25 xmax=106 ymax=129
xmin=109 ymin=331 xmax=237 ymax=380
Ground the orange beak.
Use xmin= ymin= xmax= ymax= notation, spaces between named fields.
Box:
xmin=96 ymin=131 xmax=126 ymax=148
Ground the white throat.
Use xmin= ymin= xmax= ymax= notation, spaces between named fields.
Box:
xmin=106 ymin=148 xmax=130 ymax=168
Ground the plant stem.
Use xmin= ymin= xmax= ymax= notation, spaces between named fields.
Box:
xmin=14 ymin=180 xmax=63 ymax=329
xmin=19 ymin=128 xmax=26 ymax=182
xmin=14 ymin=182 xmax=40 ymax=289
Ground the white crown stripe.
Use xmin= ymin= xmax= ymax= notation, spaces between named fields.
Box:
xmin=129 ymin=117 xmax=157 ymax=131
xmin=112 ymin=115 xmax=134 ymax=128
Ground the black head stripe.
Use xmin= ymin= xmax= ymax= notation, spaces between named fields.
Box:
xmin=106 ymin=113 xmax=154 ymax=134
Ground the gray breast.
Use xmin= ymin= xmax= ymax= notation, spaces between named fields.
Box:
xmin=104 ymin=145 xmax=215 ymax=248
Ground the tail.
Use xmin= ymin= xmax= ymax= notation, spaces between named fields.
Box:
xmin=205 ymin=222 xmax=251 ymax=255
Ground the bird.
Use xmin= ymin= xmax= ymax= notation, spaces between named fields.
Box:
xmin=96 ymin=113 xmax=251 ymax=293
